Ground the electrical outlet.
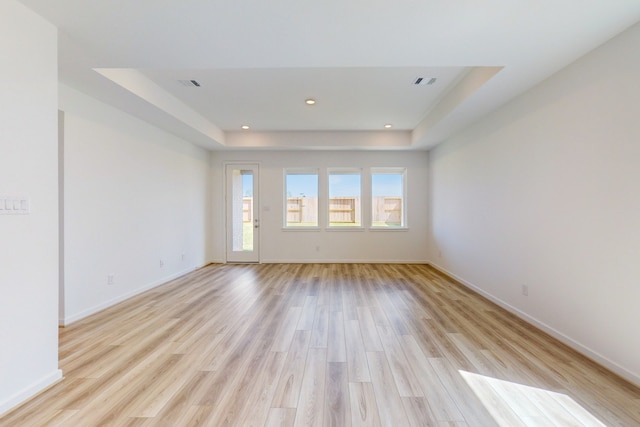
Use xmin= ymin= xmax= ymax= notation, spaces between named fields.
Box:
xmin=107 ymin=275 xmax=115 ymax=285
xmin=181 ymin=253 xmax=186 ymax=261
xmin=315 ymin=246 xmax=320 ymax=252
xmin=160 ymin=259 xmax=164 ymax=268
xmin=522 ymin=285 xmax=529 ymax=296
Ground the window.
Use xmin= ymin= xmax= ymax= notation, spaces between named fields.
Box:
xmin=371 ymin=168 xmax=406 ymax=228
xmin=284 ymin=170 xmax=318 ymax=227
xmin=328 ymin=170 xmax=361 ymax=227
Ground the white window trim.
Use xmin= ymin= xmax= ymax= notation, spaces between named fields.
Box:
xmin=327 ymin=168 xmax=364 ymax=229
xmin=370 ymin=167 xmax=407 ymax=229
xmin=283 ymin=168 xmax=320 ymax=229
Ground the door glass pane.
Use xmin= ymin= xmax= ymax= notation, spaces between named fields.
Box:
xmin=232 ymin=169 xmax=253 ymax=251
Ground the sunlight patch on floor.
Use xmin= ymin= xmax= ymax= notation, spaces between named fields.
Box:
xmin=459 ymin=370 xmax=606 ymax=426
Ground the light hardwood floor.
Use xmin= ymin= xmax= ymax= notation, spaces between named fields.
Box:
xmin=2 ymin=264 xmax=640 ymax=426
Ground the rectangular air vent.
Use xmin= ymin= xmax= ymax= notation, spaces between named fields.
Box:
xmin=178 ymin=79 xmax=201 ymax=87
xmin=413 ymin=77 xmax=436 ymax=85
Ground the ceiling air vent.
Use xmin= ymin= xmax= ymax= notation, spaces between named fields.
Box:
xmin=178 ymin=79 xmax=201 ymax=87
xmin=413 ymin=77 xmax=436 ymax=86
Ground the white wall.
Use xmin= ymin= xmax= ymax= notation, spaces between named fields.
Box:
xmin=0 ymin=1 xmax=61 ymax=414
xmin=428 ymin=22 xmax=640 ymax=385
xmin=60 ymin=85 xmax=212 ymax=324
xmin=211 ymin=150 xmax=429 ymax=263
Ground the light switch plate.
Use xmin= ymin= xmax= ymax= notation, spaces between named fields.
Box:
xmin=0 ymin=196 xmax=30 ymax=215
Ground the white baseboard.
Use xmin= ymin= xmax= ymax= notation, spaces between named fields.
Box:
xmin=0 ymin=369 xmax=62 ymax=417
xmin=61 ymin=266 xmax=200 ymax=326
xmin=260 ymin=259 xmax=429 ymax=264
xmin=428 ymin=261 xmax=640 ymax=388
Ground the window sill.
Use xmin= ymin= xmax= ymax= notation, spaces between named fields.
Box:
xmin=282 ymin=227 xmax=321 ymax=232
xmin=369 ymin=227 xmax=409 ymax=232
xmin=325 ymin=227 xmax=365 ymax=232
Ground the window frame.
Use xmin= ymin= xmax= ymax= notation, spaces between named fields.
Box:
xmin=370 ymin=167 xmax=408 ymax=230
xmin=283 ymin=168 xmax=320 ymax=230
xmin=327 ymin=168 xmax=364 ymax=230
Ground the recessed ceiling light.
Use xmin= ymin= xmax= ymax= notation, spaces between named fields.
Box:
xmin=241 ymin=125 xmax=250 ymax=130
xmin=384 ymin=124 xmax=393 ymax=129
xmin=305 ymin=98 xmax=316 ymax=105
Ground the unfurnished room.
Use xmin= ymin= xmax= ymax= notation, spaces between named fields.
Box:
xmin=2 ymin=0 xmax=640 ymax=425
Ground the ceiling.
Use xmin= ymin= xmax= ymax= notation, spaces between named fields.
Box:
xmin=18 ymin=0 xmax=640 ymax=151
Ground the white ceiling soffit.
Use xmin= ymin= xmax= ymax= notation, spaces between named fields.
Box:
xmin=18 ymin=0 xmax=640 ymax=151
xmin=95 ymin=66 xmax=499 ymax=150
xmin=94 ymin=68 xmax=227 ymax=147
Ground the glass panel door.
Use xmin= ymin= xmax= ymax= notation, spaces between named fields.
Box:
xmin=226 ymin=164 xmax=259 ymax=263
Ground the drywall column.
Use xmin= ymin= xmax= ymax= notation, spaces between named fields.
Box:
xmin=0 ymin=0 xmax=62 ymax=414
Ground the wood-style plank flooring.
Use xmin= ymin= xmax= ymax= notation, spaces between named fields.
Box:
xmin=2 ymin=264 xmax=640 ymax=426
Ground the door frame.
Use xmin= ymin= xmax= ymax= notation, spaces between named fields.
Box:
xmin=225 ymin=163 xmax=260 ymax=263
